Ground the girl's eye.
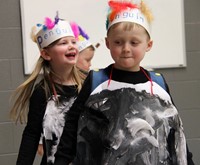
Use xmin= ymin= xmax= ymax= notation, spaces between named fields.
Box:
xmin=57 ymin=41 xmax=66 ymax=45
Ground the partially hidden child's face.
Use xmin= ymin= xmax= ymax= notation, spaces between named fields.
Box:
xmin=106 ymin=23 xmax=153 ymax=72
xmin=42 ymin=36 xmax=79 ymax=69
xmin=76 ymin=48 xmax=94 ymax=72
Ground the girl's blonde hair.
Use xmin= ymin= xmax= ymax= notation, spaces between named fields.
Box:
xmin=10 ymin=38 xmax=83 ymax=124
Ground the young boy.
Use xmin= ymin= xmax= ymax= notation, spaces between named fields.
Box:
xmin=70 ymin=22 xmax=96 ymax=79
xmin=54 ymin=1 xmax=194 ymax=164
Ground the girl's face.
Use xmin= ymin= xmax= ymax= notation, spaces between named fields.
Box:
xmin=42 ymin=36 xmax=79 ymax=72
xmin=76 ymin=47 xmax=94 ymax=72
xmin=106 ymin=23 xmax=153 ymax=72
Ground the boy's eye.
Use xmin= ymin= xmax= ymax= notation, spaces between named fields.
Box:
xmin=131 ymin=41 xmax=139 ymax=45
xmin=72 ymin=41 xmax=77 ymax=44
xmin=114 ymin=41 xmax=121 ymax=44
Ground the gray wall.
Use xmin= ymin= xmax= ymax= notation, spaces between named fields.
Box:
xmin=0 ymin=0 xmax=199 ymax=164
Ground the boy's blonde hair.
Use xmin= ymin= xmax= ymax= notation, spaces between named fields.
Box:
xmin=107 ymin=22 xmax=151 ymax=40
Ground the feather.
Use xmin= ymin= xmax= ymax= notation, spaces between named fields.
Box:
xmin=78 ymin=35 xmax=85 ymax=41
xmin=140 ymin=1 xmax=153 ymax=23
xmin=45 ymin=17 xmax=55 ymax=30
xmin=30 ymin=26 xmax=37 ymax=42
xmin=36 ymin=23 xmax=42 ymax=27
xmin=108 ymin=0 xmax=138 ymax=22
xmin=70 ymin=22 xmax=79 ymax=39
xmin=78 ymin=26 xmax=89 ymax=40
xmin=42 ymin=25 xmax=47 ymax=31
xmin=54 ymin=11 xmax=59 ymax=25
xmin=109 ymin=0 xmax=138 ymax=11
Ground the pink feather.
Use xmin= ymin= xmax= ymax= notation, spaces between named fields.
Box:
xmin=70 ymin=22 xmax=79 ymax=39
xmin=45 ymin=17 xmax=55 ymax=29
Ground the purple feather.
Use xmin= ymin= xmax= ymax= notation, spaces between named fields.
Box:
xmin=78 ymin=26 xmax=89 ymax=40
xmin=54 ymin=11 xmax=59 ymax=24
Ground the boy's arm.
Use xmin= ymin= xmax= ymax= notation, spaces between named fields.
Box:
xmin=160 ymin=74 xmax=195 ymax=165
xmin=167 ymin=89 xmax=195 ymax=164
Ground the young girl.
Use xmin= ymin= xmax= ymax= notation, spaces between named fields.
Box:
xmin=36 ymin=21 xmax=97 ymax=158
xmin=54 ymin=1 xmax=194 ymax=165
xmin=10 ymin=14 xmax=82 ymax=165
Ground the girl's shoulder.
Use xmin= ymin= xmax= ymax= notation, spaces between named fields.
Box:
xmin=31 ymin=81 xmax=47 ymax=101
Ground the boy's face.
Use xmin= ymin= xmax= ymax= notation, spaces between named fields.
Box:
xmin=106 ymin=23 xmax=153 ymax=72
xmin=76 ymin=48 xmax=94 ymax=72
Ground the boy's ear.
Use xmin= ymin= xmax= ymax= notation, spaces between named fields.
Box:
xmin=40 ymin=49 xmax=51 ymax=61
xmin=146 ymin=40 xmax=153 ymax=52
xmin=105 ymin=37 xmax=110 ymax=49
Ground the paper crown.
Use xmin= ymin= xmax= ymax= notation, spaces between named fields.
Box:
xmin=106 ymin=0 xmax=152 ymax=38
xmin=34 ymin=15 xmax=74 ymax=49
xmin=77 ymin=36 xmax=93 ymax=52
xmin=70 ymin=22 xmax=92 ymax=52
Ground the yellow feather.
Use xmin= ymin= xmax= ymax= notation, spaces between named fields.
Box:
xmin=30 ymin=26 xmax=37 ymax=43
xmin=140 ymin=1 xmax=153 ymax=24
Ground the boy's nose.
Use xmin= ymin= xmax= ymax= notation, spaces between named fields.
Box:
xmin=123 ymin=43 xmax=130 ymax=52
